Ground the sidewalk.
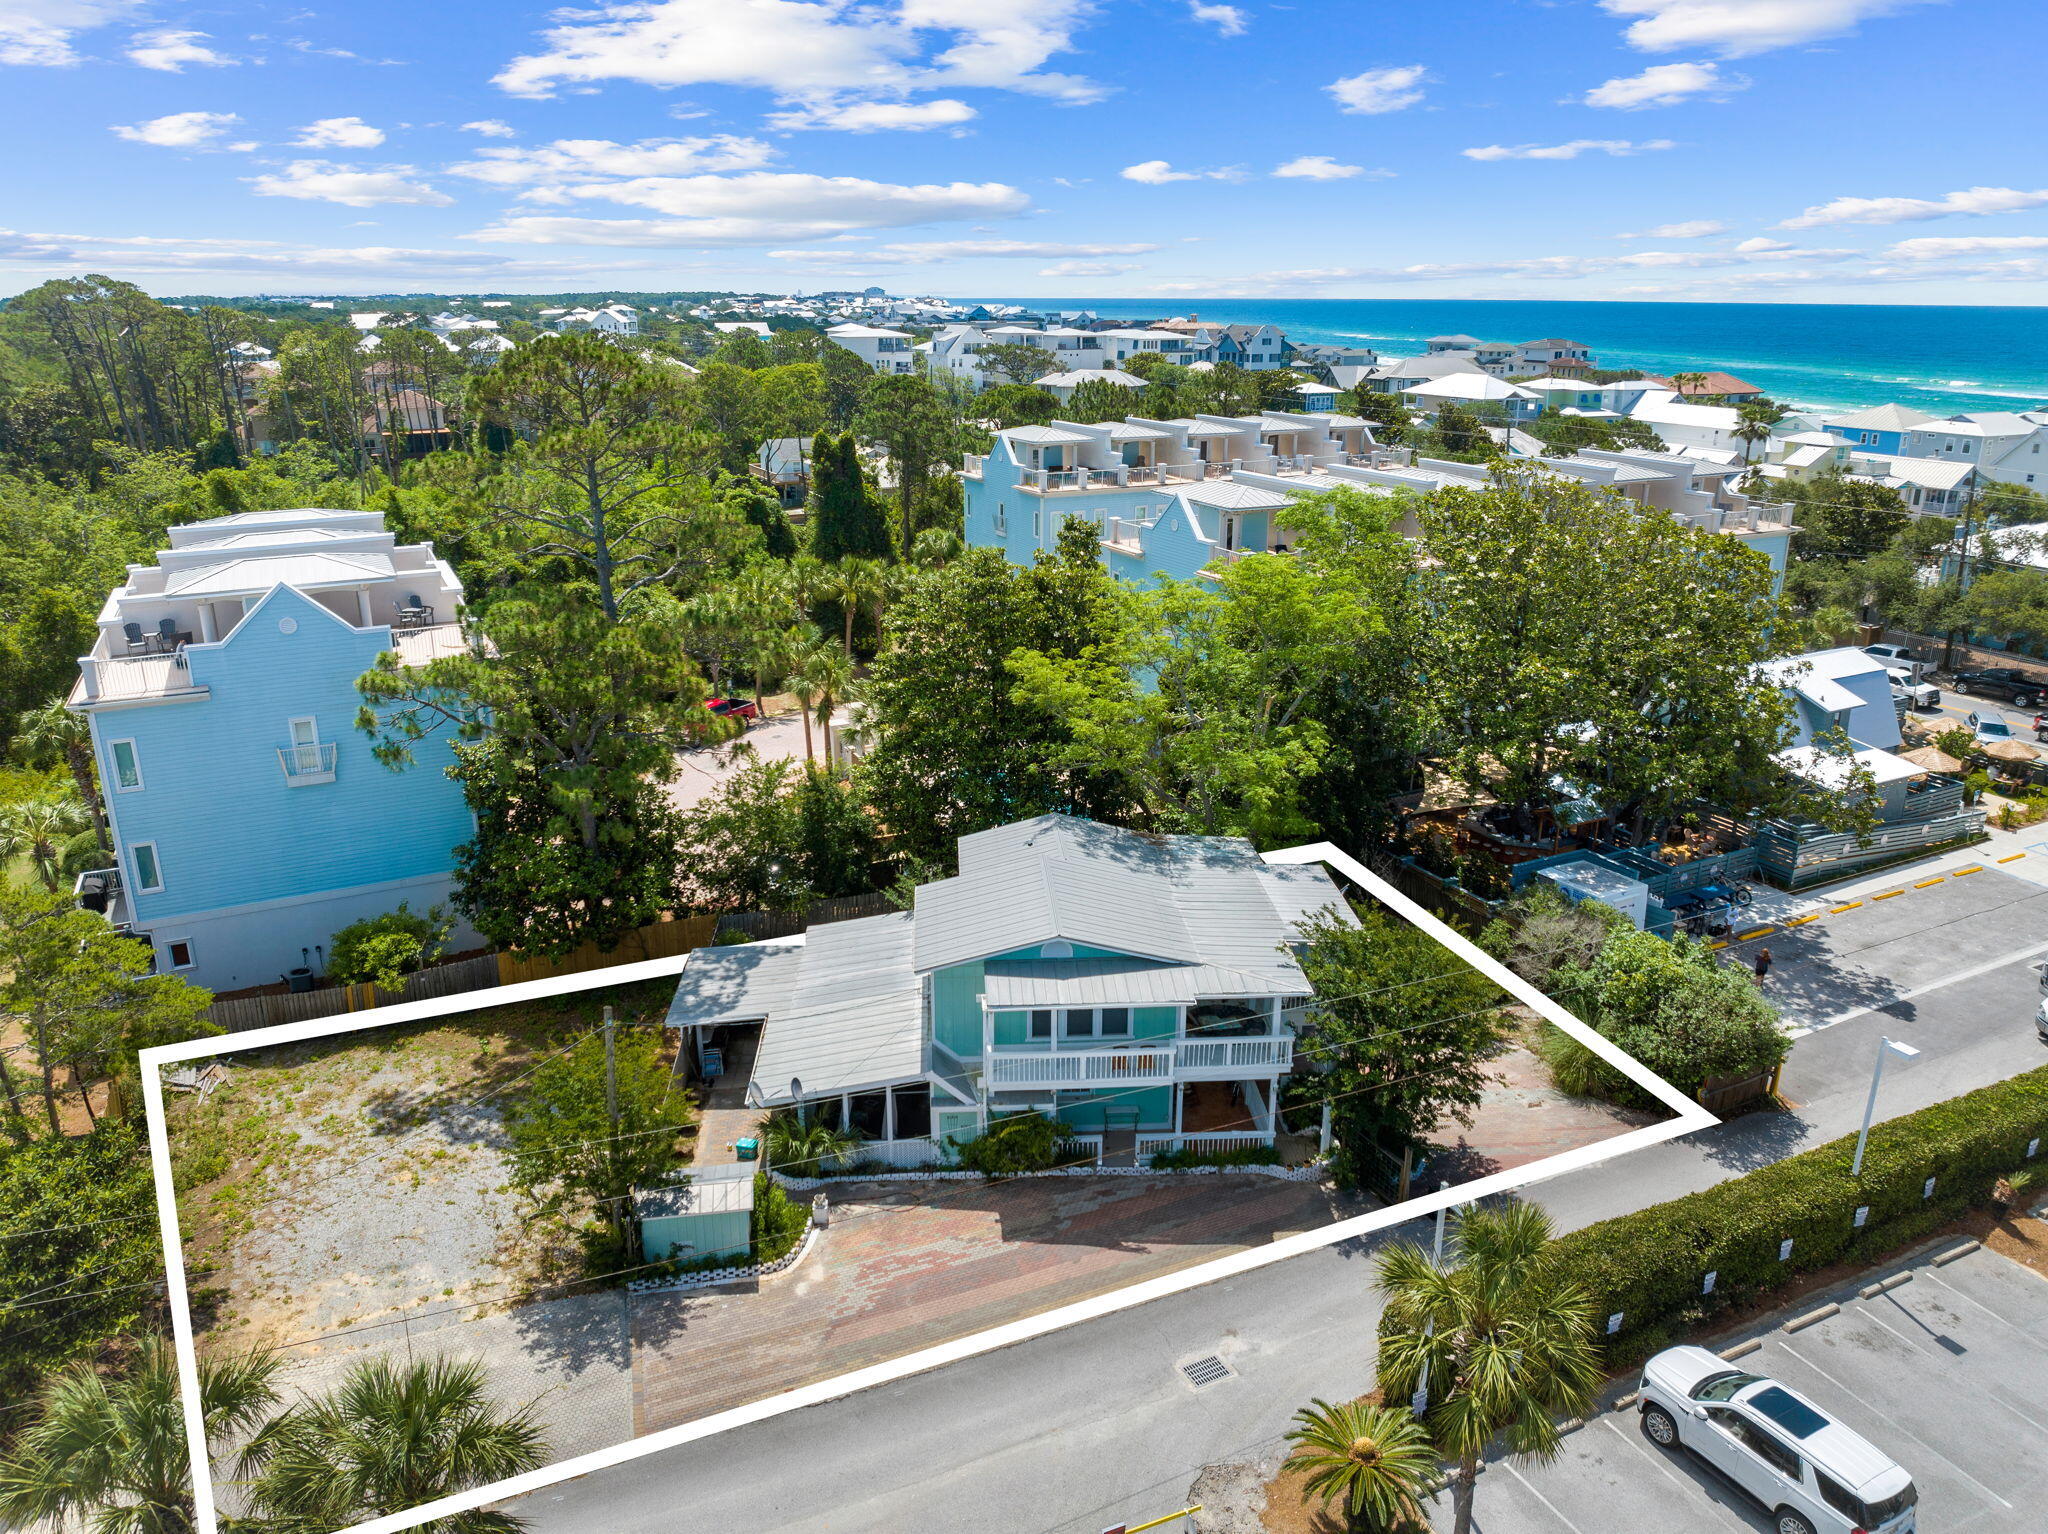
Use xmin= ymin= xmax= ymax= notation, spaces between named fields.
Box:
xmin=1740 ymin=820 xmax=2048 ymax=935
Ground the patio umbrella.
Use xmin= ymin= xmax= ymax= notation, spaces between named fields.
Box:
xmin=1897 ymin=745 xmax=1966 ymax=773
xmin=1981 ymin=738 xmax=2041 ymax=765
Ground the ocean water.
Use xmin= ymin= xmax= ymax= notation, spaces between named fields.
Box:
xmin=982 ymin=298 xmax=2048 ymax=416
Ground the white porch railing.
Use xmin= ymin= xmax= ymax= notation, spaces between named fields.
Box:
xmin=1136 ymin=1131 xmax=1276 ymax=1157
xmin=276 ymin=742 xmax=337 ymax=785
xmin=838 ymin=1136 xmax=947 ymax=1170
xmin=1175 ymin=1037 xmax=1293 ymax=1072
xmin=1103 ymin=517 xmax=1148 ymax=550
xmin=985 ymin=1048 xmax=1176 ymax=1087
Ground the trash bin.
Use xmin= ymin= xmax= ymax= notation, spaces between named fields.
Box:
xmin=734 ymin=1137 xmax=759 ymax=1161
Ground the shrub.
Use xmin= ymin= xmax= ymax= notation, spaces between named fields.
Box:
xmin=952 ymin=1111 xmax=1068 ymax=1176
xmin=1479 ymin=880 xmax=1629 ymax=991
xmin=1554 ymin=1064 xmax=2048 ymax=1367
xmin=1147 ymin=1143 xmax=1284 ymax=1170
xmin=759 ymin=1111 xmax=860 ymax=1177
xmin=327 ymin=902 xmax=452 ymax=991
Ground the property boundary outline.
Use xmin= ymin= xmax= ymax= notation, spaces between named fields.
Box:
xmin=140 ymin=839 xmax=1718 ymax=1534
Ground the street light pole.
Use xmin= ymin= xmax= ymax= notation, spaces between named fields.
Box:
xmin=1411 ymin=1187 xmax=1451 ymax=1417
xmin=1851 ymin=1037 xmax=1921 ymax=1178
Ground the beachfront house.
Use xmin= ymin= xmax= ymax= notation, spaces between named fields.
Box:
xmin=67 ymin=508 xmax=475 ymax=991
xmin=960 ymin=414 xmax=1792 ymax=590
xmin=663 ymin=815 xmax=1355 ymax=1163
xmin=1897 ymin=411 xmax=2048 ymax=490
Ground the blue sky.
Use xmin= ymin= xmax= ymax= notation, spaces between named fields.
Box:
xmin=3 ymin=0 xmax=2045 ymax=301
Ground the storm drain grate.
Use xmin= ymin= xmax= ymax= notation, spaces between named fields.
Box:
xmin=1179 ymin=1353 xmax=1235 ymax=1390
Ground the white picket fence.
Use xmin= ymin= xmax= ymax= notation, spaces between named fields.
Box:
xmin=1136 ymin=1132 xmax=1276 ymax=1158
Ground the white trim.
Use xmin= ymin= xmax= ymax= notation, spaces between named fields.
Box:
xmin=162 ymin=935 xmax=196 ymax=971
xmin=141 ymin=843 xmax=1716 ymax=1534
xmin=129 ymin=840 xmax=163 ymax=894
xmin=109 ymin=737 xmax=143 ymax=792
xmin=132 ymin=868 xmax=454 ymax=926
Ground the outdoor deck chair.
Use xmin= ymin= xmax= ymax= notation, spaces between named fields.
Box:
xmin=122 ymin=621 xmax=148 ymax=653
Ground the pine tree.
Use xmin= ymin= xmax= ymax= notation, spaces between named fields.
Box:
xmin=808 ymin=433 xmax=892 ymax=563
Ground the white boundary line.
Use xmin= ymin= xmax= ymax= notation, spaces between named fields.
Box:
xmin=142 ymin=840 xmax=1717 ymax=1534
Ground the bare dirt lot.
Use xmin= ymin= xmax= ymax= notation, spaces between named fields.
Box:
xmin=168 ymin=977 xmax=679 ymax=1357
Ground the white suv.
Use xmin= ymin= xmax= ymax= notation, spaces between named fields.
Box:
xmin=1638 ymin=1346 xmax=1917 ymax=1534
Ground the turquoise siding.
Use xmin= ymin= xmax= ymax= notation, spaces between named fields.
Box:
xmin=1056 ymin=1087 xmax=1172 ymax=1132
xmin=986 ymin=942 xmax=1132 ymax=962
xmin=931 ymin=961 xmax=986 ymax=1058
xmin=640 ymin=1206 xmax=751 ymax=1265
xmin=991 ymin=1009 xmax=1031 ymax=1048
xmin=1133 ymin=1006 xmax=1177 ymax=1040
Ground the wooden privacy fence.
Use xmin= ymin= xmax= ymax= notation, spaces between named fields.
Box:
xmin=206 ymin=895 xmax=904 ymax=1030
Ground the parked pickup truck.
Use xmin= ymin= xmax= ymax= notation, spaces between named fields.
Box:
xmin=1949 ymin=666 xmax=2048 ymax=707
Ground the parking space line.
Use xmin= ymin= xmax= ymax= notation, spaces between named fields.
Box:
xmin=1597 ymin=1416 xmax=1758 ymax=1532
xmin=1776 ymin=1331 xmax=2014 ymax=1510
xmin=1862 ymin=1303 xmax=2048 ymax=1435
xmin=1809 ymin=938 xmax=2048 ymax=1031
xmin=1502 ymin=1461 xmax=1589 ymax=1534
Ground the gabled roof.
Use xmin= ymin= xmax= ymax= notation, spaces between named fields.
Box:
xmin=914 ymin=854 xmax=1199 ymax=972
xmin=1405 ymin=373 xmax=1533 ymax=402
xmin=1826 ymin=402 xmax=1933 ymax=431
xmin=163 ymin=551 xmax=394 ymax=598
xmin=1180 ymin=479 xmax=1298 ymax=511
xmin=1003 ymin=424 xmax=1098 ymax=445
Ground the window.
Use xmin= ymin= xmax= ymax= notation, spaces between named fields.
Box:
xmin=1689 ymin=1370 xmax=1759 ymax=1402
xmin=165 ymin=939 xmax=194 ymax=970
xmin=130 ymin=841 xmax=162 ymax=893
xmin=1062 ymin=1008 xmax=1096 ymax=1039
xmin=994 ymin=501 xmax=1007 ymax=534
xmin=1187 ymin=999 xmax=1271 ymax=1037
xmin=110 ymin=739 xmax=142 ymax=792
xmin=1029 ymin=1009 xmax=1053 ymax=1040
xmin=1732 ymin=1419 xmax=1803 ymax=1480
xmin=1099 ymin=1007 xmax=1131 ymax=1037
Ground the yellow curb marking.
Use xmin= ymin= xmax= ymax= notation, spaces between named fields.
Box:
xmin=1953 ymin=865 xmax=1984 ymax=876
xmin=1784 ymin=913 xmax=1821 ymax=927
xmin=1736 ymin=926 xmax=1774 ymax=941
xmin=1873 ymin=890 xmax=1906 ymax=900
xmin=1913 ymin=877 xmax=1946 ymax=888
xmin=1831 ymin=901 xmax=1862 ymax=913
xmin=1709 ymin=941 xmax=1728 ymax=950
xmin=1998 ymin=852 xmax=2028 ymax=863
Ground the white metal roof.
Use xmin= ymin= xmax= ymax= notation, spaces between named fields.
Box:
xmin=1179 ymin=480 xmax=1298 ymax=511
xmin=162 ymin=551 xmax=394 ymax=598
xmin=636 ymin=1162 xmax=756 ymax=1219
xmin=1106 ymin=422 xmax=1175 ymax=441
xmin=1003 ymin=424 xmax=1098 ymax=445
xmin=664 ymin=937 xmax=807 ymax=1031
xmin=748 ymin=913 xmax=925 ymax=1104
xmin=1777 ymin=744 xmax=1926 ymax=789
xmin=982 ymin=958 xmax=1299 ymax=1008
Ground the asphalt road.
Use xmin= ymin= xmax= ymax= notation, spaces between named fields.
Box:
xmin=507 ymin=873 xmax=2048 ymax=1534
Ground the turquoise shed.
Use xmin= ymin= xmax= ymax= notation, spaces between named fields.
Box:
xmin=637 ymin=1163 xmax=755 ymax=1267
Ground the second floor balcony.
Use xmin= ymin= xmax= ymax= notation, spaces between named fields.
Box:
xmin=277 ymin=741 xmax=338 ymax=786
xmin=985 ymin=1035 xmax=1293 ymax=1088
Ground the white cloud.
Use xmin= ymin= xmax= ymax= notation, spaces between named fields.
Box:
xmin=1600 ymin=0 xmax=1935 ymax=58
xmin=764 ymin=97 xmax=976 ymax=131
xmin=460 ymin=120 xmax=517 ymax=138
xmin=293 ymin=116 xmax=386 ymax=149
xmin=769 ymin=237 xmax=1159 ymax=264
xmin=1273 ymin=155 xmax=1380 ymax=181
xmin=472 ymin=171 xmax=1030 ymax=245
xmin=1326 ymin=64 xmax=1427 ymax=115
xmin=1583 ymin=60 xmax=1745 ymax=108
xmin=1120 ymin=159 xmax=1243 ymax=184
xmin=1734 ymin=235 xmax=1791 ymax=251
xmin=1885 ymin=235 xmax=2048 ymax=259
xmin=448 ymin=136 xmax=777 ymax=190
xmin=1186 ymin=2 xmax=1246 ymax=36
xmin=1463 ymin=138 xmax=1675 ymax=161
xmin=125 ymin=27 xmax=235 ymax=71
xmin=0 ymin=0 xmax=137 ymax=65
xmin=493 ymin=0 xmax=1104 ymax=105
xmin=0 ymin=226 xmax=645 ymax=282
xmin=1782 ymin=185 xmax=2048 ymax=228
xmin=111 ymin=110 xmax=242 ymax=148
xmin=249 ymin=160 xmax=454 ymax=208
xmin=1038 ymin=259 xmax=1143 ymax=276
xmin=1617 ymin=219 xmax=1727 ymax=238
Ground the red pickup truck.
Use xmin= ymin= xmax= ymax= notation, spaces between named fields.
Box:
xmin=705 ymin=696 xmax=758 ymax=726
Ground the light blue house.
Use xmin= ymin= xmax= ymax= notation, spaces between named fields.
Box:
xmin=962 ymin=416 xmax=1794 ymax=594
xmin=663 ymin=815 xmax=1355 ymax=1164
xmin=68 ymin=507 xmax=475 ymax=992
xmin=1821 ymin=402 xmax=1935 ymax=457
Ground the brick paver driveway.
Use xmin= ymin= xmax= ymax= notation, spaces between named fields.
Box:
xmin=629 ymin=1173 xmax=1349 ymax=1432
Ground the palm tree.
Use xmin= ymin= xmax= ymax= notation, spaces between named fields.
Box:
xmin=909 ymin=526 xmax=963 ymax=568
xmin=1670 ymin=370 xmax=1710 ymax=398
xmin=760 ymin=1109 xmax=861 ymax=1175
xmin=0 ymin=793 xmax=91 ymax=892
xmin=822 ymin=556 xmax=889 ymax=658
xmin=15 ymin=696 xmax=110 ymax=856
xmin=0 ymin=1337 xmax=281 ymax=1534
xmin=1373 ymin=1201 xmax=1600 ymax=1534
xmin=1283 ymin=1396 xmax=1436 ymax=1532
xmin=239 ymin=1354 xmax=547 ymax=1534
xmin=797 ymin=641 xmax=853 ymax=762
xmin=1733 ymin=403 xmax=1775 ymax=464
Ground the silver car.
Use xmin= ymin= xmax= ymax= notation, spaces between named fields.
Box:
xmin=1638 ymin=1346 xmax=1917 ymax=1534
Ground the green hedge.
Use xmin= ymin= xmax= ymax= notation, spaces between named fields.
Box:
xmin=1553 ymin=1064 xmax=2048 ymax=1367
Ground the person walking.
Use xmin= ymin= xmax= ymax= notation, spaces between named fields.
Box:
xmin=1753 ymin=946 xmax=1773 ymax=982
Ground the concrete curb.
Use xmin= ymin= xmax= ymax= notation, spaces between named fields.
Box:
xmin=1859 ymin=1272 xmax=1914 ymax=1298
xmin=1933 ymin=1240 xmax=1981 ymax=1265
xmin=1719 ymin=1339 xmax=1763 ymax=1360
xmin=1784 ymin=1302 xmax=1840 ymax=1333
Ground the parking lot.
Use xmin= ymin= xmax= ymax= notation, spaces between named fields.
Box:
xmin=1461 ymin=1240 xmax=2048 ymax=1533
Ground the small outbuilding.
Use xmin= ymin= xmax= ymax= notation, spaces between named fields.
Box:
xmin=637 ymin=1162 xmax=755 ymax=1266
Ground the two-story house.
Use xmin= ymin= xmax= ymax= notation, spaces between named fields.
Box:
xmin=663 ymin=814 xmax=1355 ymax=1162
xmin=826 ymin=322 xmax=917 ymax=375
xmin=1898 ymin=411 xmax=2048 ymax=490
xmin=67 ymin=507 xmax=475 ymax=991
xmin=1821 ymin=403 xmax=1934 ymax=456
xmin=1515 ymin=338 xmax=1594 ymax=373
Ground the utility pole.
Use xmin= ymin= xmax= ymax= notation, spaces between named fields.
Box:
xmin=1411 ymin=1188 xmax=1452 ymax=1418
xmin=1944 ymin=473 xmax=1981 ymax=671
xmin=602 ymin=1006 xmax=621 ymax=1238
